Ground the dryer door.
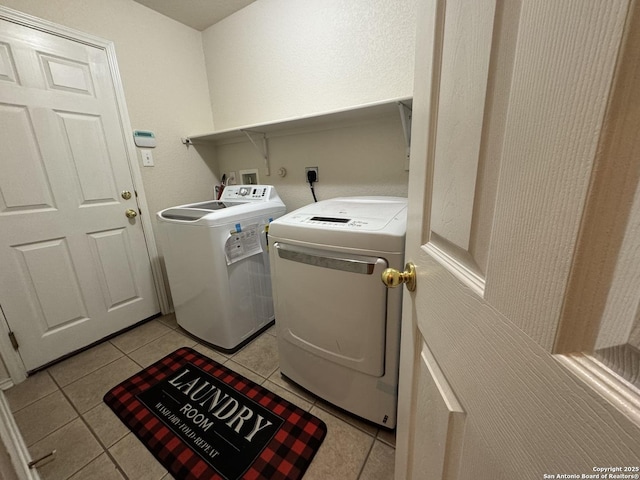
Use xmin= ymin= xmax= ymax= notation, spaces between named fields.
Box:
xmin=273 ymin=242 xmax=388 ymax=376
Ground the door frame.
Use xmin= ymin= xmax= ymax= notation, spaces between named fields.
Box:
xmin=0 ymin=5 xmax=170 ymax=384
xmin=0 ymin=389 xmax=39 ymax=480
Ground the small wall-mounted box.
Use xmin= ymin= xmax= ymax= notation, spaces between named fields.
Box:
xmin=239 ymin=169 xmax=259 ymax=185
xmin=133 ymin=130 xmax=156 ymax=148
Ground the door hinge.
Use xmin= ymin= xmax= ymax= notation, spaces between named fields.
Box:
xmin=8 ymin=331 xmax=18 ymax=350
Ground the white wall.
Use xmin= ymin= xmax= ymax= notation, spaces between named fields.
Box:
xmin=202 ymin=0 xmax=417 ymax=130
xmin=215 ymin=114 xmax=409 ymax=212
xmin=0 ymin=0 xmax=218 ymax=223
xmin=203 ymin=0 xmax=416 ymax=209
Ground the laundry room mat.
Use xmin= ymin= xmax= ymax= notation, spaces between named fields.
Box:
xmin=103 ymin=347 xmax=327 ymax=480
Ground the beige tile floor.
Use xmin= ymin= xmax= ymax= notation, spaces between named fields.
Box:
xmin=5 ymin=314 xmax=396 ymax=480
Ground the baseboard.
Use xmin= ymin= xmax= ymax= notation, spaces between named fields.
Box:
xmin=0 ymin=378 xmax=14 ymax=391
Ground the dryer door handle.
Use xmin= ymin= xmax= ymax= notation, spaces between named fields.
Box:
xmin=274 ymin=243 xmax=383 ymax=275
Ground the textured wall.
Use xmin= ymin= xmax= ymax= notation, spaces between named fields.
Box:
xmin=214 ymin=114 xmax=409 ymax=212
xmin=201 ymin=0 xmax=417 ymax=130
xmin=0 ymin=0 xmax=218 ymax=225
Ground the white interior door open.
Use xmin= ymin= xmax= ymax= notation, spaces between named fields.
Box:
xmin=0 ymin=16 xmax=159 ymax=371
xmin=395 ymin=0 xmax=640 ymax=478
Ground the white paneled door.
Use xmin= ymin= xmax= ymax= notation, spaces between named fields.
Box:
xmin=0 ymin=18 xmax=159 ymax=371
xmin=395 ymin=0 xmax=640 ymax=478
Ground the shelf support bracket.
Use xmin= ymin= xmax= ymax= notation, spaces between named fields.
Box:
xmin=398 ymin=101 xmax=412 ymax=170
xmin=241 ymin=129 xmax=270 ymax=176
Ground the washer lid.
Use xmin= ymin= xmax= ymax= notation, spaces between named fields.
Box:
xmin=159 ymin=201 xmax=241 ymax=221
xmin=156 ymin=185 xmax=285 ymax=225
xmin=269 ymin=196 xmax=407 ymax=251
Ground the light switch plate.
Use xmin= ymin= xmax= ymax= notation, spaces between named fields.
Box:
xmin=141 ymin=150 xmax=154 ymax=167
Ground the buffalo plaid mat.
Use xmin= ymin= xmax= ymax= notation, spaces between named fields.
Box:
xmin=104 ymin=347 xmax=327 ymax=480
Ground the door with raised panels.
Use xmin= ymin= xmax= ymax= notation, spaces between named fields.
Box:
xmin=394 ymin=0 xmax=640 ymax=478
xmin=0 ymin=17 xmax=159 ymax=371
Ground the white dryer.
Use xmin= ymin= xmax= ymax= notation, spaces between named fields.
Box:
xmin=268 ymin=196 xmax=407 ymax=428
xmin=157 ymin=186 xmax=286 ymax=351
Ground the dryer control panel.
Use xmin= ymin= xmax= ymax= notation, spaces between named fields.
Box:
xmin=284 ymin=215 xmax=374 ymax=229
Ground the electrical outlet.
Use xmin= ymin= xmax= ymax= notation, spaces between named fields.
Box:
xmin=305 ymin=167 xmax=319 ymax=183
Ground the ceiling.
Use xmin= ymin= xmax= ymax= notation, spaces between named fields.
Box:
xmin=133 ymin=0 xmax=257 ymax=31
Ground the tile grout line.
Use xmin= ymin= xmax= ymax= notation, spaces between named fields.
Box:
xmin=356 ymin=435 xmax=377 ymax=480
xmin=218 ymin=348 xmax=371 ymax=468
xmin=108 ymin=319 xmax=174 ymax=357
xmin=11 ymin=386 xmax=79 ymax=459
xmin=8 ymin=386 xmax=60 ymax=416
xmin=46 ymin=368 xmax=131 ymax=480
xmin=123 ymin=328 xmax=202 ymax=368
xmin=311 ymin=401 xmax=379 ymax=439
xmin=266 ymin=368 xmax=387 ymax=440
xmin=375 ymin=428 xmax=397 ymax=449
xmin=186 ymin=329 xmax=396 ymax=476
xmin=13 ymin=317 xmax=393 ymax=479
xmin=51 ymin=353 xmax=125 ymax=392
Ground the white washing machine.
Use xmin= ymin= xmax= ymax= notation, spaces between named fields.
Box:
xmin=157 ymin=185 xmax=286 ymax=351
xmin=268 ymin=196 xmax=407 ymax=428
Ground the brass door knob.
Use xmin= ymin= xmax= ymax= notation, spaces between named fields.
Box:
xmin=125 ymin=209 xmax=138 ymax=218
xmin=381 ymin=263 xmax=416 ymax=291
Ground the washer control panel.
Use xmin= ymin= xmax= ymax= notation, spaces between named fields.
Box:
xmin=221 ymin=185 xmax=270 ymax=200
